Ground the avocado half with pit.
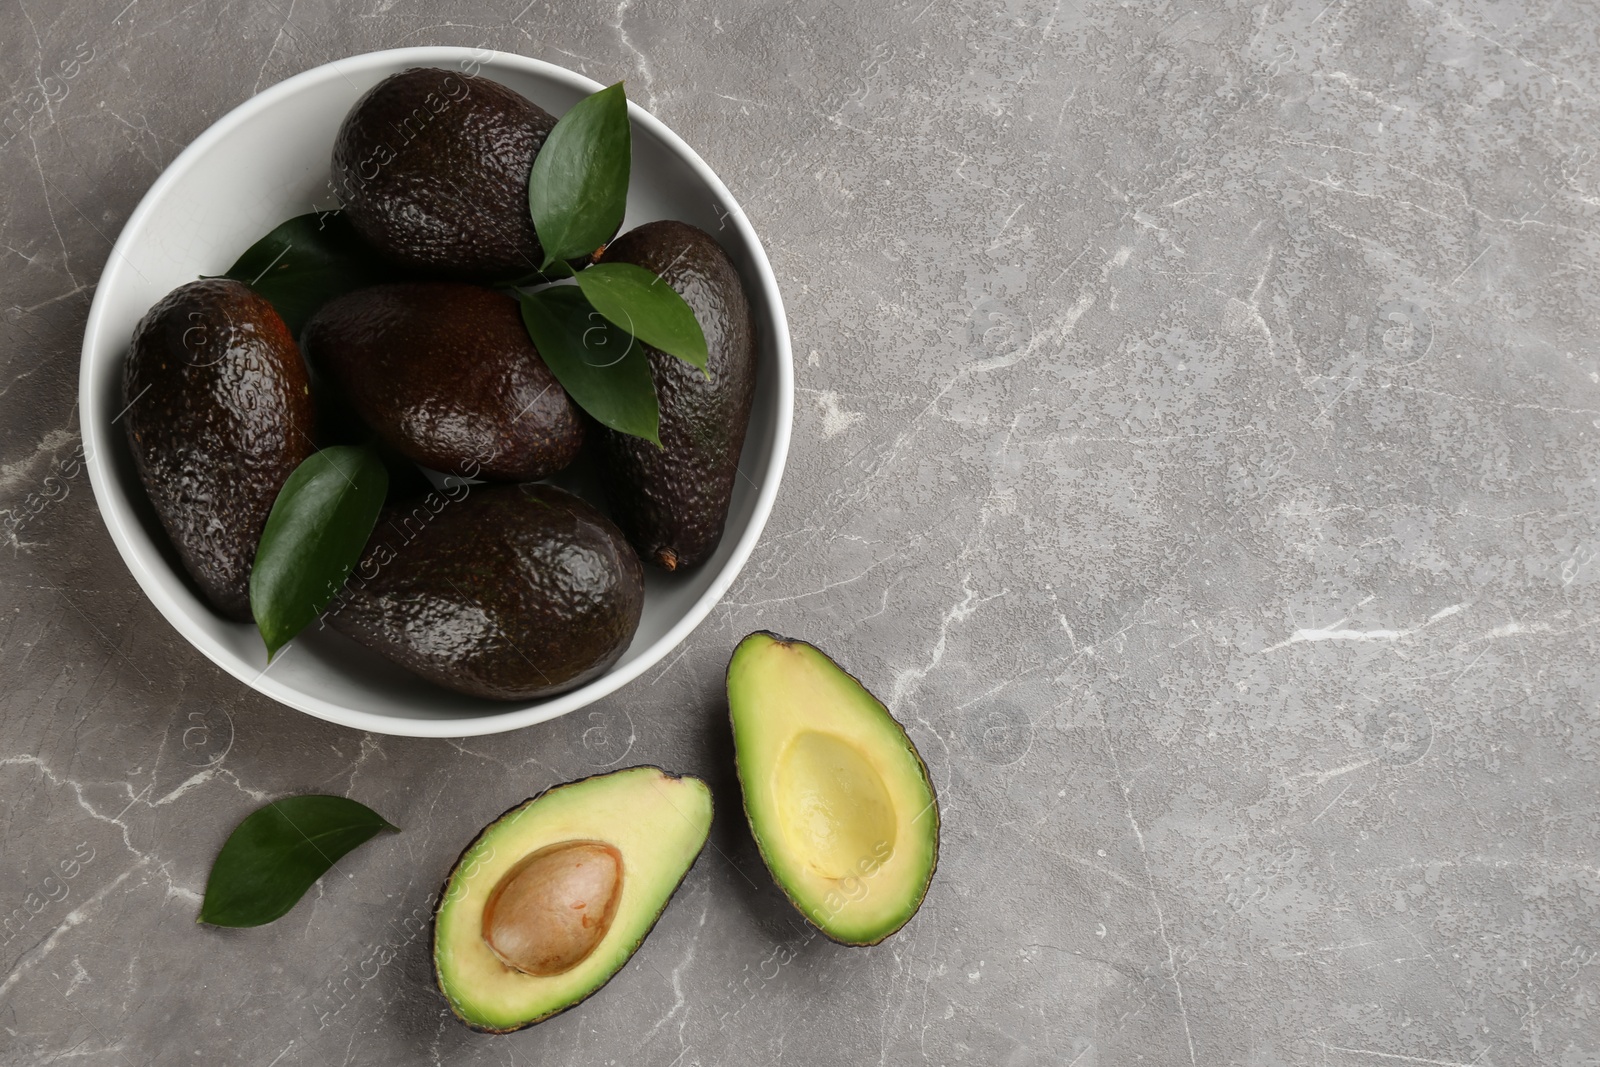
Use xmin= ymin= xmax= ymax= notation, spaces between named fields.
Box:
xmin=432 ymin=766 xmax=712 ymax=1032
xmin=727 ymin=632 xmax=940 ymax=945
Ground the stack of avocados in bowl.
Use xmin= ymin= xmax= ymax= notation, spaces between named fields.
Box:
xmin=117 ymin=65 xmax=762 ymax=711
xmin=82 ymin=49 xmax=793 ymax=735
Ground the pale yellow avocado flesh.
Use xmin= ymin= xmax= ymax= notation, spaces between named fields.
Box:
xmin=727 ymin=632 xmax=939 ymax=944
xmin=433 ymin=766 xmax=712 ymax=1032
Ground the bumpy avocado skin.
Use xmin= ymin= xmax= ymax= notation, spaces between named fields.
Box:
xmin=332 ymin=67 xmax=555 ymax=278
xmin=303 ymin=283 xmax=583 ymax=480
xmin=327 ymin=484 xmax=643 ymax=700
xmin=591 ymin=220 xmax=757 ymax=571
xmin=122 ymin=278 xmax=317 ymax=621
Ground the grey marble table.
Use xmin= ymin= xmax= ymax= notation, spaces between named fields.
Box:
xmin=4 ymin=1 xmax=1599 ymax=1064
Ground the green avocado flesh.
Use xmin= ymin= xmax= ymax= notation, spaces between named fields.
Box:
xmin=727 ymin=632 xmax=940 ymax=945
xmin=433 ymin=766 xmax=712 ymax=1033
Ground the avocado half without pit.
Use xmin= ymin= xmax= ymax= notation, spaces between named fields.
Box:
xmin=727 ymin=632 xmax=941 ymax=945
xmin=433 ymin=766 xmax=712 ymax=1033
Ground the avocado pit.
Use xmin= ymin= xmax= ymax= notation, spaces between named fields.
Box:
xmin=481 ymin=840 xmax=623 ymax=977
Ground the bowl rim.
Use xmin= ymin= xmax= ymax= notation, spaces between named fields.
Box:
xmin=78 ymin=46 xmax=793 ymax=738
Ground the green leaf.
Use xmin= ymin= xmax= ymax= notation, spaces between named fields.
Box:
xmin=221 ymin=211 xmax=391 ymax=336
xmin=250 ymin=445 xmax=388 ymax=659
xmin=573 ymin=262 xmax=709 ymax=374
xmin=528 ymin=82 xmax=631 ymax=268
xmin=199 ymin=795 xmax=397 ymax=927
xmin=520 ymin=286 xmax=660 ymax=445
xmin=494 ymin=258 xmax=574 ymax=288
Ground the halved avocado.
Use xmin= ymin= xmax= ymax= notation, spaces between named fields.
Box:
xmin=727 ymin=632 xmax=940 ymax=945
xmin=432 ymin=766 xmax=712 ymax=1032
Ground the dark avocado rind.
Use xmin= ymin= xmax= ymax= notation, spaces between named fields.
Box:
xmin=303 ymin=283 xmax=584 ymax=480
xmin=326 ymin=483 xmax=643 ymax=700
xmin=726 ymin=631 xmax=941 ymax=947
xmin=591 ymin=220 xmax=757 ymax=571
xmin=333 ymin=67 xmax=556 ymax=278
xmin=122 ymin=278 xmax=317 ymax=621
xmin=431 ymin=766 xmax=712 ymax=1033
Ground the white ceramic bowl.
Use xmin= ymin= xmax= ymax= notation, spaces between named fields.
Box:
xmin=80 ymin=47 xmax=792 ymax=738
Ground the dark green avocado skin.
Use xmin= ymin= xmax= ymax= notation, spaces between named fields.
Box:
xmin=303 ymin=283 xmax=583 ymax=480
xmin=327 ymin=484 xmax=644 ymax=701
xmin=122 ymin=279 xmax=317 ymax=621
xmin=592 ymin=220 xmax=757 ymax=571
xmin=332 ymin=67 xmax=555 ymax=278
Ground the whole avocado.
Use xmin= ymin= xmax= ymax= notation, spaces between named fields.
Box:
xmin=303 ymin=283 xmax=583 ymax=480
xmin=332 ymin=67 xmax=555 ymax=278
xmin=122 ymin=279 xmax=317 ymax=621
xmin=591 ymin=220 xmax=757 ymax=571
xmin=326 ymin=483 xmax=644 ymax=701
